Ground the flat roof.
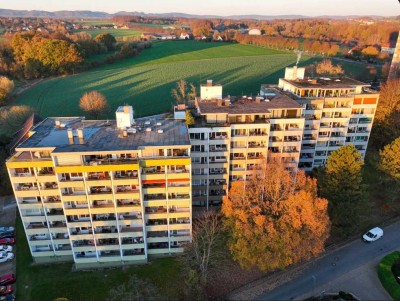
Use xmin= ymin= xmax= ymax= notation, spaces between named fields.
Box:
xmin=281 ymin=77 xmax=369 ymax=89
xmin=197 ymin=94 xmax=302 ymax=115
xmin=17 ymin=116 xmax=190 ymax=152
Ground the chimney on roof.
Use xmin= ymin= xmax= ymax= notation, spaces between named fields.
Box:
xmin=217 ymin=99 xmax=223 ymax=107
xmin=255 ymin=97 xmax=261 ymax=103
xmin=207 ymin=80 xmax=213 ymax=87
xmin=67 ymin=128 xmax=74 ymax=144
xmin=55 ymin=120 xmax=61 ymax=127
xmin=224 ymin=99 xmax=230 ymax=106
xmin=77 ymin=128 xmax=84 ymax=144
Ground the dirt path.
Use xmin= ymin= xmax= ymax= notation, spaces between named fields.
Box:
xmin=11 ymin=79 xmax=44 ymax=98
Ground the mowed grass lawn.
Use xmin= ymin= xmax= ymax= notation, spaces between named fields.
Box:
xmin=14 ymin=41 xmax=376 ymax=118
xmin=15 ymin=218 xmax=183 ymax=301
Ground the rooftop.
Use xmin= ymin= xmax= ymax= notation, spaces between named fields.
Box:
xmin=281 ymin=77 xmax=369 ymax=89
xmin=17 ymin=116 xmax=190 ymax=152
xmin=197 ymin=92 xmax=302 ymax=115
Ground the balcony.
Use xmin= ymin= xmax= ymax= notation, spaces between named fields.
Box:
xmin=47 ymin=208 xmax=64 ymax=216
xmin=89 ymin=186 xmax=112 ymax=194
xmin=16 ymin=184 xmax=38 ymax=191
xmin=73 ymin=240 xmax=95 ymax=247
xmin=116 ymin=200 xmax=141 ymax=208
xmin=84 ymin=157 xmax=138 ymax=166
xmin=142 ymin=168 xmax=165 ymax=175
xmin=249 ymin=130 xmax=268 ymax=136
xmin=209 ymin=135 xmax=228 ymax=140
xmin=248 ymin=142 xmax=267 ymax=148
xmin=97 ymin=238 xmax=119 ymax=246
xmin=9 ymin=151 xmax=52 ymax=163
xmin=120 ymin=226 xmax=143 ymax=233
xmin=209 ymin=169 xmax=227 ymax=175
xmin=122 ymin=237 xmax=144 ymax=245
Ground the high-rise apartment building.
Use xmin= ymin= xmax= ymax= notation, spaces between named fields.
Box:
xmin=6 ymin=107 xmax=192 ymax=266
xmin=7 ymin=68 xmax=380 ymax=263
xmin=189 ymin=67 xmax=379 ymax=208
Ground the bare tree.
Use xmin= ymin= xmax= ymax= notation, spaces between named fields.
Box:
xmin=180 ymin=211 xmax=227 ymax=299
xmin=171 ymin=80 xmax=196 ymax=105
xmin=79 ymin=91 xmax=109 ymax=119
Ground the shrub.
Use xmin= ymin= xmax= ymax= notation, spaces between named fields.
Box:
xmin=378 ymin=251 xmax=400 ymax=300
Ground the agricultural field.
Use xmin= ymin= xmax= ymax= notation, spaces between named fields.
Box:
xmin=74 ymin=19 xmax=114 ymax=26
xmin=76 ymin=28 xmax=142 ymax=39
xmin=14 ymin=41 xmax=380 ymax=119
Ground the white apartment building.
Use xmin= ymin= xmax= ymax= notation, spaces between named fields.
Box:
xmin=189 ymin=69 xmax=379 ymax=208
xmin=6 ymin=107 xmax=192 ymax=266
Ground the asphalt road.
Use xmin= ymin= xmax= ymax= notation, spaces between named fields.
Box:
xmin=256 ymin=222 xmax=400 ymax=300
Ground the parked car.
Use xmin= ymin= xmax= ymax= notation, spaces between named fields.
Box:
xmin=0 ymin=294 xmax=14 ymax=301
xmin=0 ymin=233 xmax=13 ymax=240
xmin=0 ymin=252 xmax=13 ymax=263
xmin=0 ymin=274 xmax=15 ymax=286
xmin=0 ymin=286 xmax=12 ymax=296
xmin=0 ymin=246 xmax=12 ymax=253
xmin=363 ymin=227 xmax=383 ymax=242
xmin=0 ymin=228 xmax=14 ymax=234
xmin=0 ymin=239 xmax=14 ymax=246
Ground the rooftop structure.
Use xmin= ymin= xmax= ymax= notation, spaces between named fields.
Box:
xmin=18 ymin=116 xmax=190 ymax=152
xmin=200 ymin=80 xmax=223 ymax=100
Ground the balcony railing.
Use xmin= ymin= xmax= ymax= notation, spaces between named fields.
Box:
xmin=84 ymin=158 xmax=138 ymax=166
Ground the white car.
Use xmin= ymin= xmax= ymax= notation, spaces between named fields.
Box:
xmin=363 ymin=227 xmax=383 ymax=242
xmin=0 ymin=252 xmax=14 ymax=263
xmin=0 ymin=245 xmax=12 ymax=253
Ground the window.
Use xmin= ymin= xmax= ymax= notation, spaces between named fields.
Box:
xmin=191 ymin=145 xmax=204 ymax=152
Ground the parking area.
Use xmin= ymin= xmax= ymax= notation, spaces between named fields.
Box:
xmin=0 ymin=196 xmax=17 ymax=292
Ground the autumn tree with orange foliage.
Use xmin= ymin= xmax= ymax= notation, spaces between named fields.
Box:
xmin=79 ymin=91 xmax=109 ymax=119
xmin=370 ymin=79 xmax=400 ymax=149
xmin=316 ymin=59 xmax=344 ymax=76
xmin=222 ymin=160 xmax=330 ymax=272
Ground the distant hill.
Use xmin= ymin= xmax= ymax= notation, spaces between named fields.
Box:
xmin=0 ymin=9 xmax=110 ymax=18
xmin=0 ymin=8 xmax=393 ymax=20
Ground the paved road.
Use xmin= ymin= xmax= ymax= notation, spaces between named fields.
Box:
xmin=256 ymin=222 xmax=400 ymax=300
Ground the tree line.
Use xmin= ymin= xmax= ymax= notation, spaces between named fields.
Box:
xmin=0 ymin=31 xmax=152 ymax=81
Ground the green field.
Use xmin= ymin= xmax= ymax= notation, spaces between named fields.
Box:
xmin=14 ymin=41 xmax=378 ymax=119
xmin=75 ymin=19 xmax=114 ymax=26
xmin=77 ymin=28 xmax=142 ymax=39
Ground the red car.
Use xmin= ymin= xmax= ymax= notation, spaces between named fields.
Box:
xmin=0 ymin=286 xmax=12 ymax=296
xmin=0 ymin=274 xmax=15 ymax=286
xmin=0 ymin=238 xmax=14 ymax=246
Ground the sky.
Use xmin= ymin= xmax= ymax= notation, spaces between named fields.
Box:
xmin=0 ymin=0 xmax=398 ymax=16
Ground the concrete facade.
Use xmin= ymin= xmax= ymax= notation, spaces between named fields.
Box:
xmin=6 ymin=108 xmax=192 ymax=266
